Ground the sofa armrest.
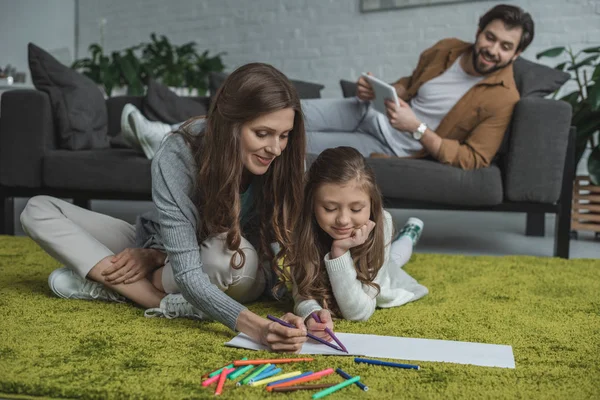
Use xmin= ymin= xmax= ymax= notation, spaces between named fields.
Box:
xmin=504 ymin=97 xmax=572 ymax=203
xmin=0 ymin=89 xmax=55 ymax=187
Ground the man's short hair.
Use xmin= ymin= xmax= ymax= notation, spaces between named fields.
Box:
xmin=478 ymin=4 xmax=535 ymax=53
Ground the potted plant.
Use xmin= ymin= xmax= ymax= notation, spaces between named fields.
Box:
xmin=537 ymin=45 xmax=600 ymax=238
xmin=72 ymin=33 xmax=225 ymax=97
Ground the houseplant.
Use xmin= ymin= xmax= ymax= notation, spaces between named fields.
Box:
xmin=536 ymin=45 xmax=600 ymax=184
xmin=72 ymin=33 xmax=225 ymax=97
xmin=537 ymin=45 xmax=600 ymax=238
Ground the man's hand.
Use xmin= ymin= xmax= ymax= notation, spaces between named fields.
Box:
xmin=356 ymin=73 xmax=375 ymax=101
xmin=385 ymin=98 xmax=420 ymax=133
xmin=102 ymin=248 xmax=166 ymax=285
xmin=331 ymin=221 xmax=376 ymax=259
xmin=306 ymin=309 xmax=335 ymax=342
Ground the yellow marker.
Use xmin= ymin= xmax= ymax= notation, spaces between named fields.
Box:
xmin=248 ymin=371 xmax=302 ymax=387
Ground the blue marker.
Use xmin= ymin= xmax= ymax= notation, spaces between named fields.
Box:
xmin=336 ymin=368 xmax=369 ymax=391
xmin=250 ymin=366 xmax=282 ymax=383
xmin=354 ymin=357 xmax=420 ymax=370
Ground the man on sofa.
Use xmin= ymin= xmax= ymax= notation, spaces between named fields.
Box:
xmin=302 ymin=3 xmax=534 ymax=170
xmin=122 ymin=4 xmax=534 ymax=170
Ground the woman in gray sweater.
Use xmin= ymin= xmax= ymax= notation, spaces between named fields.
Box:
xmin=21 ymin=63 xmax=309 ymax=352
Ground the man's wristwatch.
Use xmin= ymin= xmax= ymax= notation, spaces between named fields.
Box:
xmin=412 ymin=122 xmax=427 ymax=141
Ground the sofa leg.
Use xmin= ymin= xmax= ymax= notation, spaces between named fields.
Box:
xmin=1 ymin=196 xmax=15 ymax=235
xmin=526 ymin=212 xmax=545 ymax=237
xmin=73 ymin=198 xmax=91 ymax=210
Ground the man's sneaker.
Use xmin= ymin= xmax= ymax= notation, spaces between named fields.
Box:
xmin=48 ymin=267 xmax=126 ymax=303
xmin=128 ymin=109 xmax=172 ymax=159
xmin=394 ymin=217 xmax=424 ymax=246
xmin=144 ymin=293 xmax=206 ymax=320
xmin=120 ymin=104 xmax=143 ymax=152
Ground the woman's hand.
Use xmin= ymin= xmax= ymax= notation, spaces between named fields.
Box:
xmin=102 ymin=248 xmax=166 ymax=285
xmin=330 ymin=220 xmax=376 ymax=259
xmin=306 ymin=309 xmax=334 ymax=341
xmin=259 ymin=313 xmax=308 ymax=352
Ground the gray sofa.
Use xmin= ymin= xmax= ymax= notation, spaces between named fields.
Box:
xmin=0 ymin=58 xmax=574 ymax=258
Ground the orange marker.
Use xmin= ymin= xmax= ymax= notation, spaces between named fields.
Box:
xmin=215 ymin=367 xmax=233 ymax=395
xmin=266 ymin=368 xmax=334 ymax=392
xmin=233 ymin=358 xmax=314 ymax=367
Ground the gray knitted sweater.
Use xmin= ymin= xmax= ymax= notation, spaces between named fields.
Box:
xmin=136 ymin=119 xmax=269 ymax=331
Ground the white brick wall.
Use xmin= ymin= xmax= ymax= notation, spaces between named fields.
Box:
xmin=77 ymin=0 xmax=600 ymax=98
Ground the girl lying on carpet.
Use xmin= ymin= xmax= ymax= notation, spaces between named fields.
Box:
xmin=20 ymin=63 xmax=311 ymax=352
xmin=289 ymin=147 xmax=428 ymax=340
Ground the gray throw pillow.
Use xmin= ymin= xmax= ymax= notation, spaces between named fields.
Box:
xmin=142 ymin=80 xmax=208 ymax=124
xmin=209 ymin=71 xmax=324 ymax=100
xmin=28 ymin=43 xmax=109 ymax=150
xmin=512 ymin=57 xmax=570 ymax=98
xmin=340 ymin=79 xmax=358 ymax=98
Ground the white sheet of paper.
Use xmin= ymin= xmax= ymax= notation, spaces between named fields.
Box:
xmin=225 ymin=332 xmax=515 ymax=369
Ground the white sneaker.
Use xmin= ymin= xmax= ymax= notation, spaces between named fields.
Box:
xmin=48 ymin=267 xmax=126 ymax=303
xmin=128 ymin=109 xmax=172 ymax=159
xmin=144 ymin=293 xmax=206 ymax=320
xmin=394 ymin=217 xmax=424 ymax=246
xmin=120 ymin=104 xmax=143 ymax=152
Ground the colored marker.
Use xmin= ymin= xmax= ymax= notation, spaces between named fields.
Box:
xmin=271 ymin=383 xmax=337 ymax=393
xmin=214 ymin=367 xmax=232 ymax=396
xmin=207 ymin=357 xmax=248 ymax=378
xmin=267 ymin=315 xmax=345 ymax=352
xmin=266 ymin=371 xmax=314 ymax=387
xmin=228 ymin=364 xmax=254 ymax=380
xmin=250 ymin=365 xmax=280 ymax=383
xmin=311 ymin=312 xmax=349 ymax=353
xmin=202 ymin=362 xmax=231 ymax=379
xmin=248 ymin=368 xmax=283 ymax=386
xmin=250 ymin=371 xmax=302 ymax=387
xmin=266 ymin=368 xmax=334 ymax=391
xmin=233 ymin=357 xmax=314 ymax=366
xmin=312 ymin=376 xmax=361 ymax=399
xmin=335 ymin=368 xmax=368 ymax=391
xmin=355 ymin=357 xmax=420 ymax=370
xmin=240 ymin=364 xmax=271 ymax=385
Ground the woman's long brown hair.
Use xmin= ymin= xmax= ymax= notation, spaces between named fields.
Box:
xmin=178 ymin=63 xmax=305 ymax=296
xmin=289 ymin=147 xmax=385 ymax=317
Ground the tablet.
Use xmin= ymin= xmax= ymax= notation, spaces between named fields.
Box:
xmin=362 ymin=73 xmax=399 ymax=115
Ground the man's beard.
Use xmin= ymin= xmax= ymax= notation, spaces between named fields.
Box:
xmin=471 ymin=48 xmax=513 ymax=75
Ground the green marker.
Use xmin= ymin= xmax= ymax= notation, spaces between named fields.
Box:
xmin=241 ymin=364 xmax=271 ymax=385
xmin=312 ymin=376 xmax=361 ymax=399
xmin=208 ymin=357 xmax=247 ymax=378
xmin=228 ymin=364 xmax=254 ymax=380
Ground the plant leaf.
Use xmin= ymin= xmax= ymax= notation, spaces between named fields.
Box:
xmin=588 ymin=83 xmax=600 ymax=111
xmin=582 ymin=46 xmax=600 ymax=54
xmin=536 ymin=47 xmax=565 ymax=59
xmin=567 ymin=55 xmax=599 ymax=70
xmin=588 ymin=145 xmax=600 ymax=185
xmin=555 ymin=62 xmax=567 ymax=71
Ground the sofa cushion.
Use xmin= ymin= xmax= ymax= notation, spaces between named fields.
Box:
xmin=209 ymin=71 xmax=324 ymax=99
xmin=43 ymin=149 xmax=151 ymax=193
xmin=312 ymin=154 xmax=503 ymax=206
xmin=28 ymin=43 xmax=110 ymax=150
xmin=340 ymin=79 xmax=358 ymax=98
xmin=512 ymin=57 xmax=570 ymax=98
xmin=142 ymin=80 xmax=208 ymax=124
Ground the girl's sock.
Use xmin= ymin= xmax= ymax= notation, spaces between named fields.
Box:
xmin=390 ymin=218 xmax=424 ymax=267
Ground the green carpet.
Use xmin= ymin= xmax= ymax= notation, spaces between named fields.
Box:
xmin=0 ymin=236 xmax=599 ymax=400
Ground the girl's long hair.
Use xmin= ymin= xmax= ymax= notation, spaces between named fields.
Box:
xmin=289 ymin=147 xmax=385 ymax=316
xmin=178 ymin=63 xmax=306 ymax=296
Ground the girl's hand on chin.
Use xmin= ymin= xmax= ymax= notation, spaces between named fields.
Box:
xmin=330 ymin=220 xmax=376 ymax=258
